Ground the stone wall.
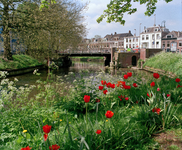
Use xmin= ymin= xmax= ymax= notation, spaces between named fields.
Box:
xmin=115 ymin=52 xmax=140 ymax=68
xmin=140 ymin=48 xmax=163 ymax=61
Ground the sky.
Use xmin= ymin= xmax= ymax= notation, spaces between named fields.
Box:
xmin=80 ymin=0 xmax=182 ymax=39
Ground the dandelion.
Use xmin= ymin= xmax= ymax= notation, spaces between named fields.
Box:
xmin=23 ymin=130 xmax=27 ymax=133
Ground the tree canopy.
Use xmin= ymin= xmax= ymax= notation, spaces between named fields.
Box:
xmin=97 ymin=0 xmax=173 ymax=25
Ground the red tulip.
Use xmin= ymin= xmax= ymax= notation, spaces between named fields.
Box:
xmin=105 ymin=110 xmax=114 ymax=118
xmin=95 ymin=98 xmax=100 ymax=103
xmin=127 ymin=72 xmax=132 ymax=77
xmin=110 ymin=84 xmax=115 ymax=89
xmin=49 ymin=144 xmax=60 ymax=150
xmin=103 ymin=90 xmax=108 ymax=94
xmin=153 ymin=73 xmax=160 ymax=79
xmin=101 ymin=80 xmax=106 ymax=85
xmin=157 ymin=88 xmax=160 ymax=91
xmin=99 ymin=86 xmax=103 ymax=90
xmin=125 ymin=97 xmax=129 ymax=101
xmin=96 ymin=130 xmax=102 ymax=134
xmin=44 ymin=134 xmax=48 ymax=141
xmin=21 ymin=146 xmax=32 ymax=150
xmin=83 ymin=95 xmax=90 ymax=103
xmin=167 ymin=94 xmax=171 ymax=97
xmin=133 ymin=83 xmax=138 ymax=87
xmin=150 ymin=82 xmax=155 ymax=87
xmin=123 ymin=74 xmax=128 ymax=79
xmin=175 ymin=78 xmax=180 ymax=82
xmin=147 ymin=93 xmax=152 ymax=97
xmin=106 ymin=82 xmax=111 ymax=88
xmin=43 ymin=125 xmax=52 ymax=134
xmin=156 ymin=108 xmax=161 ymax=115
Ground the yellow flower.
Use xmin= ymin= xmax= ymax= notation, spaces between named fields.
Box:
xmin=23 ymin=130 xmax=27 ymax=133
xmin=69 ymin=122 xmax=71 ymax=124
xmin=106 ymin=120 xmax=108 ymax=122
xmin=60 ymin=119 xmax=62 ymax=122
xmin=132 ymin=106 xmax=134 ymax=108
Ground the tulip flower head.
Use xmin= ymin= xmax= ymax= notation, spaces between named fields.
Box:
xmin=83 ymin=95 xmax=90 ymax=103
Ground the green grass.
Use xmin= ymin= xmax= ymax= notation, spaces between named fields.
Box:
xmin=0 ymin=69 xmax=182 ymax=149
xmin=0 ymin=55 xmax=42 ymax=70
xmin=143 ymin=51 xmax=182 ymax=76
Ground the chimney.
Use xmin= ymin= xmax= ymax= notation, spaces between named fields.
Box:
xmin=115 ymin=32 xmax=117 ymax=35
xmin=129 ymin=30 xmax=131 ymax=34
xmin=178 ymin=31 xmax=180 ymax=37
xmin=111 ymin=33 xmax=113 ymax=36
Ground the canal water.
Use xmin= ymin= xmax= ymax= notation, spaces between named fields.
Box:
xmin=7 ymin=60 xmax=152 ymax=87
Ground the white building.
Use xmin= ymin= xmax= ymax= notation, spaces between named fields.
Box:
xmin=140 ymin=25 xmax=169 ymax=49
xmin=124 ymin=35 xmax=140 ymax=49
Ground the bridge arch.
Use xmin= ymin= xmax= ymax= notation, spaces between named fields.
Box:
xmin=131 ymin=55 xmax=137 ymax=66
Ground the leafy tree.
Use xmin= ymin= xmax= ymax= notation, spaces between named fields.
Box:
xmin=97 ymin=0 xmax=173 ymax=25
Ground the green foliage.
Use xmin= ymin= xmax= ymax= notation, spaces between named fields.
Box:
xmin=97 ymin=0 xmax=173 ymax=25
xmin=0 ymin=55 xmax=42 ymax=70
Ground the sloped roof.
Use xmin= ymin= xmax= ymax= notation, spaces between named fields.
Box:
xmin=104 ymin=32 xmax=133 ymax=41
xmin=162 ymin=31 xmax=182 ymax=39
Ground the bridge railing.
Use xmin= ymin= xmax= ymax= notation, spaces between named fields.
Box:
xmin=62 ymin=49 xmax=111 ymax=54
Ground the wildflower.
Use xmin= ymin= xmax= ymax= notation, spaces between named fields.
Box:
xmin=157 ymin=88 xmax=160 ymax=91
xmin=99 ymin=86 xmax=104 ymax=90
xmin=105 ymin=110 xmax=114 ymax=118
xmin=150 ymin=82 xmax=155 ymax=87
xmin=127 ymin=72 xmax=132 ymax=77
xmin=153 ymin=73 xmax=160 ymax=79
xmin=83 ymin=95 xmax=90 ymax=103
xmin=60 ymin=119 xmax=62 ymax=122
xmin=175 ymin=78 xmax=180 ymax=82
xmin=101 ymin=80 xmax=106 ymax=85
xmin=49 ymin=144 xmax=60 ymax=150
xmin=43 ymin=125 xmax=52 ymax=134
xmin=123 ymin=74 xmax=128 ymax=79
xmin=69 ymin=122 xmax=71 ymax=124
xmin=23 ymin=130 xmax=27 ymax=133
xmin=103 ymin=90 xmax=108 ymax=94
xmin=167 ymin=94 xmax=171 ymax=97
xmin=125 ymin=97 xmax=129 ymax=101
xmin=133 ymin=83 xmax=138 ymax=87
xmin=21 ymin=146 xmax=32 ymax=150
xmin=106 ymin=120 xmax=108 ymax=122
xmin=96 ymin=130 xmax=102 ymax=134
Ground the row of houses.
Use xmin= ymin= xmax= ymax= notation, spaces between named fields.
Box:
xmin=79 ymin=24 xmax=182 ymax=53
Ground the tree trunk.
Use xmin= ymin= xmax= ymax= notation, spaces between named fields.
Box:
xmin=3 ymin=4 xmax=13 ymax=60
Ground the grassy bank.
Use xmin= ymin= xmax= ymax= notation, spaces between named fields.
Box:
xmin=0 ymin=69 xmax=182 ymax=149
xmin=0 ymin=55 xmax=42 ymax=70
xmin=143 ymin=52 xmax=182 ymax=76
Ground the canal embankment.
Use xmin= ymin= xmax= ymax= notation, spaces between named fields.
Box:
xmin=71 ymin=56 xmax=104 ymax=62
xmin=136 ymin=51 xmax=182 ymax=78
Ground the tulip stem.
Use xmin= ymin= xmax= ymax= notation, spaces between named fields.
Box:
xmin=86 ymin=103 xmax=88 ymax=123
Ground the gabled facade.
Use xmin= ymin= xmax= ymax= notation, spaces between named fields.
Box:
xmin=162 ymin=31 xmax=182 ymax=53
xmin=140 ymin=25 xmax=169 ymax=49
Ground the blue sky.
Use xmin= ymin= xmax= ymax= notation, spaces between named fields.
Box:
xmin=81 ymin=0 xmax=182 ymax=38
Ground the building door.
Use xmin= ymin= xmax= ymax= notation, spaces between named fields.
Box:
xmin=132 ymin=56 xmax=137 ymax=66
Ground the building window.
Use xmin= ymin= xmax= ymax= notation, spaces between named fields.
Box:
xmin=157 ymin=34 xmax=160 ymax=39
xmin=142 ymin=35 xmax=144 ymax=40
xmin=167 ymin=41 xmax=170 ymax=47
xmin=129 ymin=44 xmax=131 ymax=48
xmin=133 ymin=38 xmax=135 ymax=42
xmin=126 ymin=44 xmax=128 ymax=48
xmin=163 ymin=41 xmax=165 ymax=48
xmin=179 ymin=42 xmax=182 ymax=47
xmin=129 ymin=38 xmax=131 ymax=42
xmin=136 ymin=38 xmax=138 ymax=42
xmin=122 ymin=42 xmax=123 ymax=46
xmin=155 ymin=28 xmax=158 ymax=31
xmin=126 ymin=38 xmax=128 ymax=42
xmin=146 ymin=35 xmax=149 ymax=40
xmin=133 ymin=44 xmax=135 ymax=48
